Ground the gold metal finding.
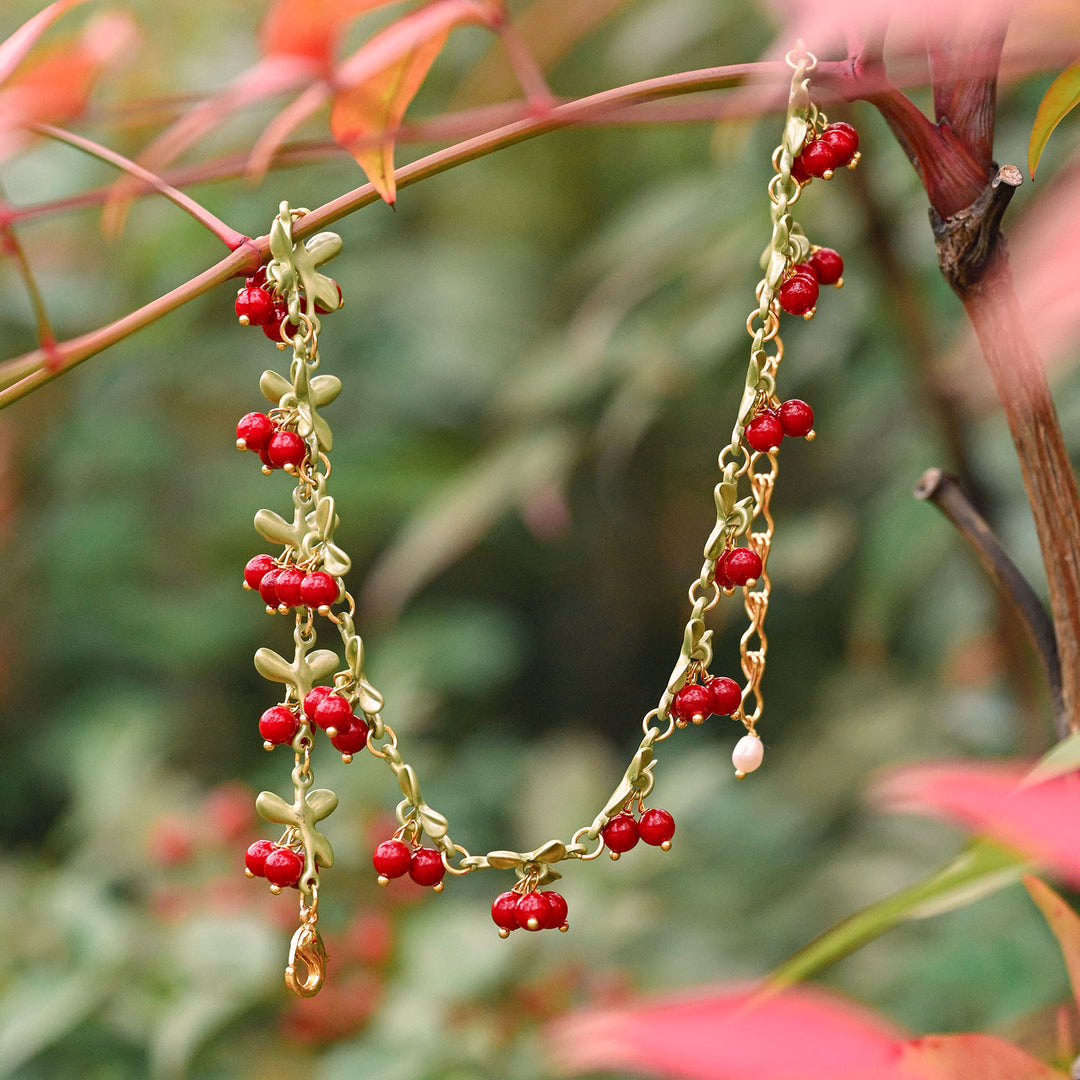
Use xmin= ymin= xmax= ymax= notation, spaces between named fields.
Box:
xmin=284 ymin=922 xmax=328 ymax=998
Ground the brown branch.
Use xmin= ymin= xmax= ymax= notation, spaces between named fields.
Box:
xmin=914 ymin=468 xmax=1065 ymax=738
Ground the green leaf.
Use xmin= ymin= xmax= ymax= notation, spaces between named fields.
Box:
xmin=1029 ymin=59 xmax=1080 ymax=177
xmin=767 ymin=839 xmax=1029 ymax=990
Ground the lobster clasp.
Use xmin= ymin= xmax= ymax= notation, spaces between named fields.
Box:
xmin=285 ymin=923 xmax=328 ymax=998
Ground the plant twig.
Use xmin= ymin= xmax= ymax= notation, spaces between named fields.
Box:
xmin=914 ymin=468 xmax=1065 ymax=738
xmin=30 ymin=123 xmax=250 ymax=250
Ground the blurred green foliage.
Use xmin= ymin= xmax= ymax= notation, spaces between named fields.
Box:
xmin=0 ymin=0 xmax=1078 ymax=1077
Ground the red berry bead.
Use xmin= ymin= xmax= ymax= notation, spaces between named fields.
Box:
xmin=246 ymin=267 xmax=267 ymax=289
xmin=258 ymin=568 xmax=282 ymax=608
xmin=244 ymin=553 xmax=277 ymax=590
xmin=800 ymin=137 xmax=838 ymax=178
xmin=236 ymin=412 xmax=274 ymax=452
xmin=724 ymin=547 xmax=763 ymax=587
xmin=809 ymin=248 xmax=843 ymax=286
xmin=790 ymin=153 xmax=810 ymax=185
xmin=245 ymin=838 xmax=276 ymax=877
xmin=301 ymin=571 xmax=339 ymax=610
xmin=707 ymin=675 xmax=742 ymax=716
xmin=262 ymin=300 xmax=301 ymax=344
xmin=745 ymin=412 xmax=784 ymax=454
xmin=672 ymin=683 xmax=713 ymax=725
xmin=235 ymin=286 xmax=275 ymax=326
xmin=330 ymin=719 xmax=368 ymax=757
xmin=264 ymin=846 xmax=304 ymax=888
xmin=373 ymin=839 xmax=412 ymax=881
xmin=779 ymin=399 xmax=815 ymax=438
xmin=274 ymin=567 xmax=305 ymax=609
xmin=259 ymin=705 xmax=299 ymax=746
xmin=778 ymin=274 xmax=818 ymax=316
xmin=266 ymin=431 xmax=307 ymax=470
xmin=540 ymin=890 xmax=568 ymax=930
xmin=602 ymin=812 xmax=639 ymax=856
xmin=638 ymin=808 xmax=676 ymax=848
xmin=491 ymin=891 xmax=521 ymax=933
xmin=409 ymin=847 xmax=445 ymax=887
xmin=821 ymin=122 xmax=858 ymax=166
xmin=302 ymin=685 xmax=333 ymax=723
xmin=790 ymin=262 xmax=817 ymax=282
xmin=314 ymin=693 xmax=354 ymax=733
xmin=515 ymin=891 xmax=550 ymax=931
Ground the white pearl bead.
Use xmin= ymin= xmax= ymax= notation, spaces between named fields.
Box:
xmin=732 ymin=734 xmax=764 ymax=774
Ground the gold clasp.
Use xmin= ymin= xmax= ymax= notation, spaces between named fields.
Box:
xmin=284 ymin=923 xmax=328 ymax=997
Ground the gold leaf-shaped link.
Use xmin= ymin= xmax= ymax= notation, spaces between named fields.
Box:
xmin=418 ymin=805 xmax=449 ymax=840
xmin=310 ymin=374 xmax=342 ymax=406
xmin=313 ymin=414 xmax=333 ymax=454
xmin=315 ymin=496 xmax=336 ymax=538
xmin=256 ymin=790 xmax=296 ymax=825
xmin=321 ymin=544 xmax=351 ymax=578
xmin=525 ymin=839 xmax=567 ymax=864
xmin=396 ymin=763 xmax=422 ymax=805
xmin=260 ymin=369 xmax=291 ymax=405
xmin=255 ymin=648 xmax=293 ymax=684
xmin=354 ymin=678 xmax=384 ymax=715
xmin=306 ymin=788 xmax=339 ymax=820
xmin=485 ymin=851 xmax=526 ymax=870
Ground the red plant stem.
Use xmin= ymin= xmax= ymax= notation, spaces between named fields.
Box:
xmin=962 ymin=248 xmax=1080 ymax=733
xmin=31 ymin=123 xmax=249 ymax=250
xmin=0 ymin=59 xmax=783 ymax=406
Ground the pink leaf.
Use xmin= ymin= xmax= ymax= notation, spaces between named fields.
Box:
xmin=545 ymin=983 xmax=1066 ymax=1080
xmin=546 ymin=983 xmax=905 ymax=1080
xmin=260 ymin=0 xmax=408 ymax=68
xmin=875 ymin=761 xmax=1080 ymax=886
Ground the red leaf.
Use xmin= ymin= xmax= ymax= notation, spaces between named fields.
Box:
xmin=0 ymin=0 xmax=90 ymax=88
xmin=329 ymin=0 xmax=497 ymax=202
xmin=259 ymin=0 xmax=408 ymax=69
xmin=875 ymin=761 xmax=1080 ymax=887
xmin=545 ymin=984 xmax=1066 ymax=1080
xmin=897 ymin=1034 xmax=1065 ymax=1079
xmin=0 ymin=11 xmax=137 ymax=163
xmin=1024 ymin=876 xmax=1080 ymax=1014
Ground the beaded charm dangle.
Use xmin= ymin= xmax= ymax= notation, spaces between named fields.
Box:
xmin=233 ymin=46 xmax=853 ymax=995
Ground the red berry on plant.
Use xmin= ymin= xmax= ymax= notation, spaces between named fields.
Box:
xmin=723 ymin=547 xmax=763 ymax=587
xmin=491 ymin=891 xmax=521 ymax=932
xmin=408 ymin=847 xmax=445 ymax=887
xmin=314 ymin=693 xmax=354 ymax=733
xmin=745 ymin=412 xmax=784 ymax=454
xmin=258 ymin=568 xmax=282 ymax=608
xmin=707 ymin=675 xmax=742 ymax=716
xmin=602 ymin=812 xmax=639 ymax=855
xmin=515 ymin=891 xmax=550 ymax=931
xmin=808 ymin=248 xmax=843 ymax=286
xmin=235 ymin=286 xmax=275 ymax=326
xmin=330 ymin=719 xmax=368 ymax=756
xmin=244 ymin=553 xmax=277 ymax=590
xmin=779 ymin=399 xmax=815 ymax=437
xmin=245 ymin=838 xmax=277 ymax=877
xmin=779 ymin=274 xmax=818 ymax=316
xmin=264 ymin=846 xmax=304 ymax=888
xmin=262 ymin=300 xmax=301 ymax=343
xmin=266 ymin=431 xmax=307 ymax=470
xmin=303 ymin=685 xmax=333 ymax=723
xmin=820 ymin=122 xmax=859 ymax=166
xmin=672 ymin=683 xmax=713 ymax=725
xmin=638 ymin=808 xmax=676 ymax=847
xmin=373 ymin=839 xmax=412 ymax=881
xmin=800 ymin=138 xmax=838 ymax=178
xmin=259 ymin=705 xmax=299 ymax=746
xmin=301 ymin=571 xmax=339 ymax=609
xmin=540 ymin=890 xmax=569 ymax=930
xmin=274 ymin=567 xmax=305 ymax=609
xmin=236 ymin=412 xmax=274 ymax=451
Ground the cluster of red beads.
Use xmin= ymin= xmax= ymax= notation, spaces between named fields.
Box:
xmin=490 ymin=889 xmax=569 ymax=936
xmin=744 ymin=399 xmax=815 ymax=454
xmin=715 ymin=546 xmax=763 ymax=589
xmin=236 ymin=411 xmax=308 ymax=472
xmin=372 ymin=838 xmax=446 ymax=889
xmin=777 ymin=248 xmax=844 ymax=318
xmin=244 ymin=555 xmax=340 ymax=614
xmin=303 ymin=685 xmax=371 ymax=758
xmin=790 ymin=121 xmax=859 ymax=183
xmin=235 ymin=267 xmax=343 ymax=346
xmin=671 ymin=675 xmax=741 ymax=726
xmin=245 ymin=839 xmax=305 ymax=888
xmin=601 ymin=806 xmax=676 ymax=860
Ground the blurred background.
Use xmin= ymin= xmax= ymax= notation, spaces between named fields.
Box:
xmin=0 ymin=0 xmax=1078 ymax=1077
